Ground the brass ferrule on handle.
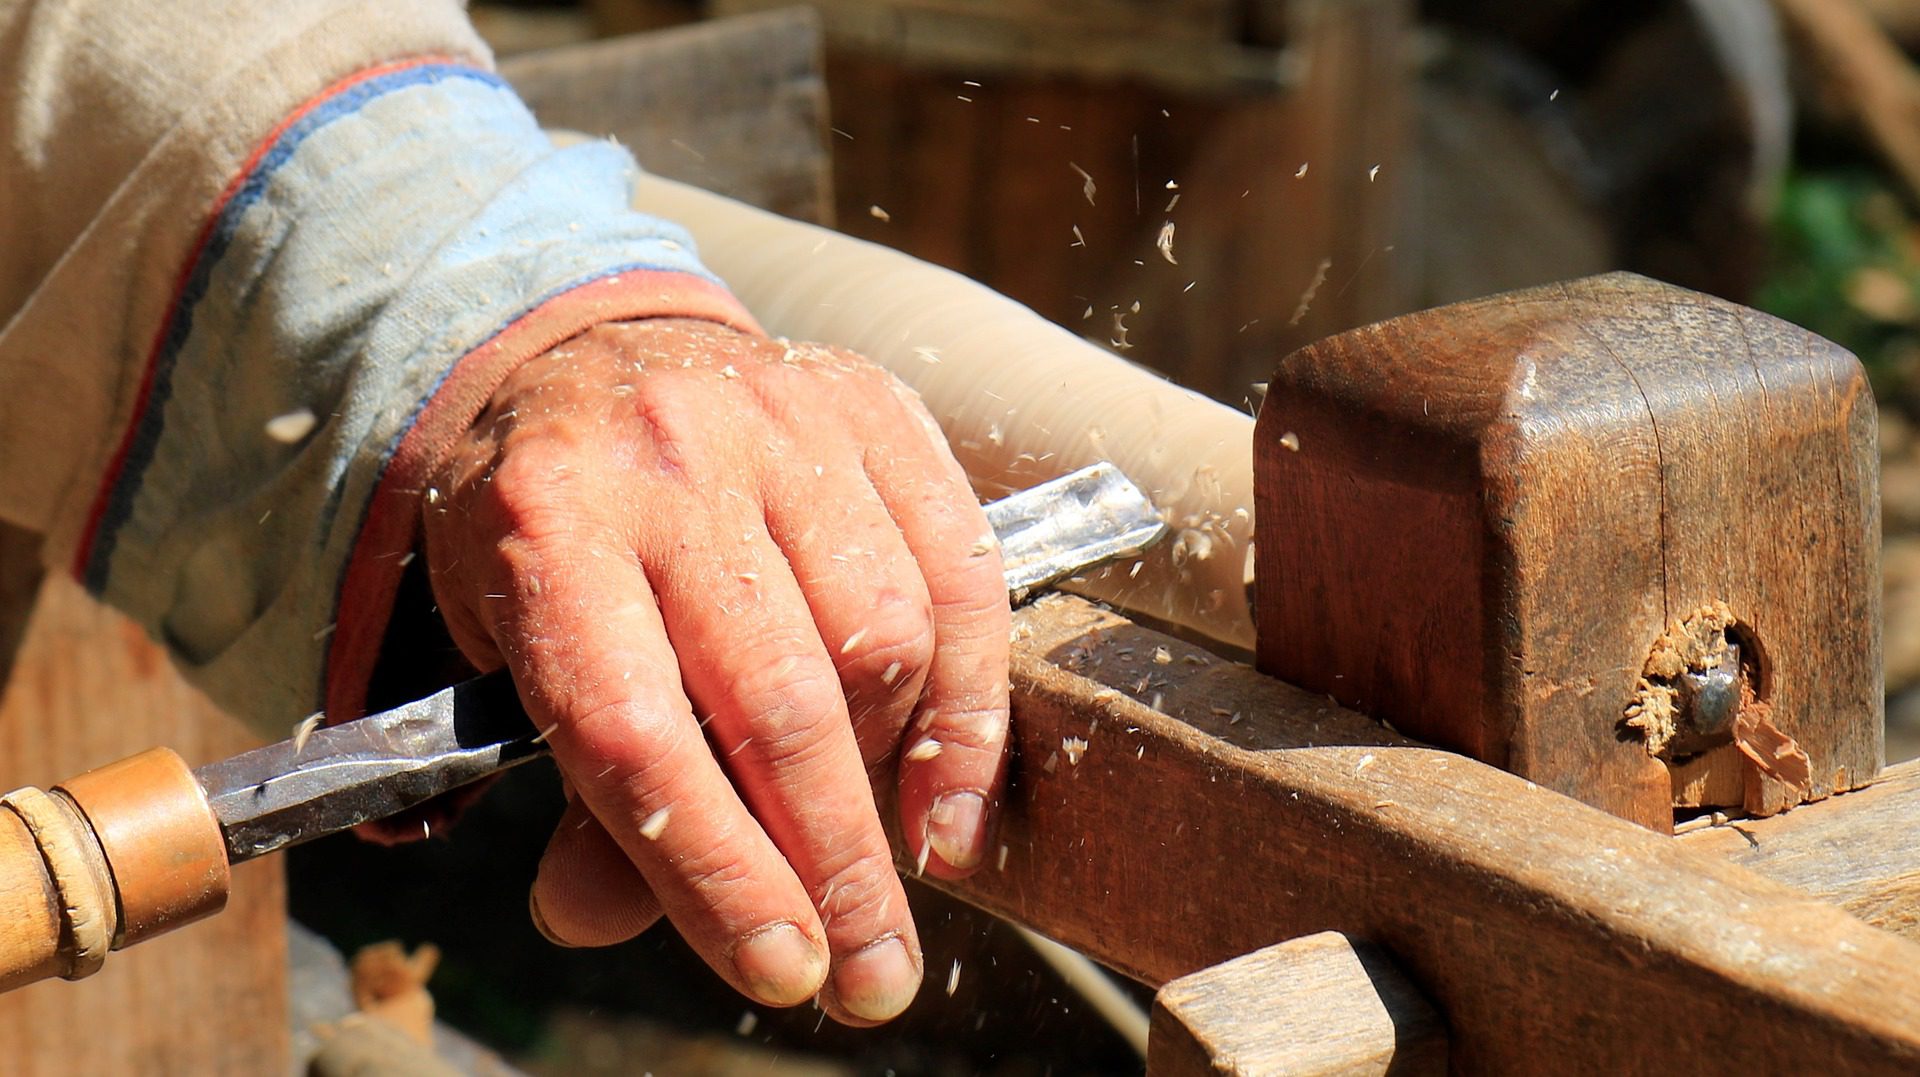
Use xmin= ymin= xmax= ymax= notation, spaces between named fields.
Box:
xmin=0 ymin=748 xmax=230 ymax=991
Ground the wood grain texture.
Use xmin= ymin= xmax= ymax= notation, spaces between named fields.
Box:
xmin=0 ymin=575 xmax=286 ymax=1074
xmin=712 ymin=0 xmax=1284 ymax=91
xmin=500 ymin=8 xmax=834 ymax=225
xmin=1254 ymin=272 xmax=1881 ymax=829
xmin=727 ymin=0 xmax=1413 ymax=408
xmin=0 ymin=808 xmax=69 ymax=993
xmin=1149 ymin=931 xmax=1445 ymax=1076
xmin=921 ymin=593 xmax=1920 ymax=1073
xmin=1681 ymin=758 xmax=1920 ymax=940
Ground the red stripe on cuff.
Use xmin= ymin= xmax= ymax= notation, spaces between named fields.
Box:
xmin=324 ymin=271 xmax=762 ymax=722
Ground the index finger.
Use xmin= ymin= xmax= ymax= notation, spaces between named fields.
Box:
xmin=480 ymin=523 xmax=834 ymax=1009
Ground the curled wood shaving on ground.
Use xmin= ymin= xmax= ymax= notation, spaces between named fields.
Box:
xmin=349 ymin=941 xmax=441 ymax=1047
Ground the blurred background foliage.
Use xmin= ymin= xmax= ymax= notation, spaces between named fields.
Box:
xmin=1759 ymin=168 xmax=1920 ymax=395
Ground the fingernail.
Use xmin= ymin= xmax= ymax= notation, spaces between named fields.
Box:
xmin=734 ymin=922 xmax=827 ymax=1006
xmin=926 ymin=791 xmax=986 ymax=870
xmin=529 ymin=889 xmax=578 ymax=948
xmin=833 ymin=936 xmax=921 ymax=1022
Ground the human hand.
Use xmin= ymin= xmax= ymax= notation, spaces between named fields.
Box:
xmin=420 ymin=319 xmax=1011 ymax=1024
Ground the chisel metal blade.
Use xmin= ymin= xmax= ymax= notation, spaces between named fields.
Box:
xmin=196 ymin=461 xmax=1167 ymax=862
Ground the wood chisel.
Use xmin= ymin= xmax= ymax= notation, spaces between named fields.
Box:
xmin=0 ymin=462 xmax=1165 ymax=992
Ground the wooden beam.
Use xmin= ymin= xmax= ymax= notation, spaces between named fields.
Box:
xmin=711 ymin=0 xmax=1297 ymax=93
xmin=1680 ymin=758 xmax=1920 ymax=940
xmin=916 ymin=594 xmax=1920 ymax=1072
xmin=1149 ymin=931 xmax=1446 ymax=1076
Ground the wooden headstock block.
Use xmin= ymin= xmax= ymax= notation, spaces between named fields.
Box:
xmin=1254 ymin=273 xmax=1881 ymax=831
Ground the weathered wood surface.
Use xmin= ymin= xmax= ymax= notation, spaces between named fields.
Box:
xmin=918 ymin=593 xmax=1920 ymax=1073
xmin=1255 ymin=272 xmax=1881 ymax=830
xmin=0 ymin=574 xmax=287 ymax=1074
xmin=713 ymin=0 xmax=1292 ymax=91
xmin=716 ymin=0 xmax=1413 ymax=408
xmin=1149 ymin=931 xmax=1446 ymax=1076
xmin=1681 ymin=758 xmax=1920 ymax=940
xmin=501 ymin=8 xmax=834 ymax=226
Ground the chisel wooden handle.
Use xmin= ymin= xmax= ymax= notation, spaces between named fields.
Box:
xmin=0 ymin=748 xmax=229 ymax=991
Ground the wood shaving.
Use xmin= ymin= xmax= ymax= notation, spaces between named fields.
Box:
xmin=905 ymin=739 xmax=944 ymax=763
xmin=1070 ymin=162 xmax=1097 ymax=204
xmin=292 ymin=713 xmax=324 ymax=754
xmin=1289 ymin=258 xmax=1332 ymax=326
xmin=1156 ymin=221 xmax=1178 ymax=264
xmin=349 ymin=942 xmax=441 ymax=1046
xmin=639 ymin=806 xmax=671 ymax=840
xmin=265 ymin=408 xmax=317 ymax=444
xmin=1063 ymin=736 xmax=1088 ymax=765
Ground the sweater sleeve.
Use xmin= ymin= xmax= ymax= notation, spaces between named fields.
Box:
xmin=0 ymin=1 xmax=759 ymax=734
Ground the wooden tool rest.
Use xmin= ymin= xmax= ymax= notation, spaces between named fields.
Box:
xmin=1255 ymin=272 xmax=1881 ymax=830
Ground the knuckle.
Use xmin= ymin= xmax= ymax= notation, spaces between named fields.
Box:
xmin=925 ymin=554 xmax=1012 ymax=627
xmin=679 ymin=849 xmax=760 ymax=907
xmin=473 ymin=441 xmax=587 ymax=547
xmin=836 ymin=599 xmax=935 ymax=691
xmin=617 ymin=377 xmax=710 ymax=474
xmin=919 ymin=702 xmax=1008 ymax=757
xmin=565 ymin=699 xmax=691 ymax=792
xmin=731 ymin=657 xmax=846 ymax=762
xmin=810 ymin=847 xmax=901 ymax=927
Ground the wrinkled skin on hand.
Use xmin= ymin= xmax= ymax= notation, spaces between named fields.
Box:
xmin=421 ymin=319 xmax=1012 ymax=1025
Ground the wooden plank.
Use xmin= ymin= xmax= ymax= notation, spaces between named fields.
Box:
xmin=1680 ymin=758 xmax=1920 ymax=940
xmin=712 ymin=0 xmax=1289 ymax=92
xmin=500 ymin=8 xmax=835 ymax=225
xmin=1254 ymin=273 xmax=1881 ymax=829
xmin=757 ymin=0 xmax=1414 ymax=407
xmin=915 ymin=593 xmax=1920 ymax=1072
xmin=1149 ymin=931 xmax=1446 ymax=1076
xmin=0 ymin=575 xmax=286 ymax=1074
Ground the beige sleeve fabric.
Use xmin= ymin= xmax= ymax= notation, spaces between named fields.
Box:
xmin=0 ymin=0 xmax=491 ymax=540
xmin=0 ymin=2 xmax=756 ymax=732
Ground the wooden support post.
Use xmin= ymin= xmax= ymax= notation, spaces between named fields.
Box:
xmin=0 ymin=575 xmax=286 ymax=1074
xmin=919 ymin=594 xmax=1920 ymax=1073
xmin=1149 ymin=931 xmax=1446 ymax=1076
xmin=1254 ymin=272 xmax=1881 ymax=830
